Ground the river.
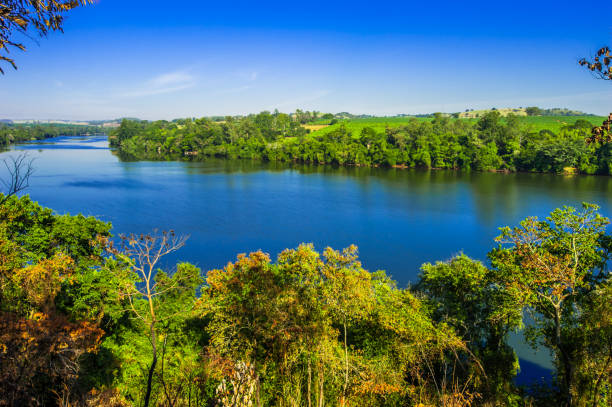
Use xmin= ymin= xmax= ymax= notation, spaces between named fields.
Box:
xmin=2 ymin=134 xmax=611 ymax=382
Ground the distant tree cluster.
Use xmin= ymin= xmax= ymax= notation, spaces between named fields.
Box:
xmin=0 ymin=123 xmax=100 ymax=147
xmin=525 ymin=107 xmax=592 ymax=117
xmin=525 ymin=107 xmax=542 ymax=116
xmin=110 ymin=111 xmax=612 ymax=175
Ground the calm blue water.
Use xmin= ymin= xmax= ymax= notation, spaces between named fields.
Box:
xmin=2 ymin=135 xmax=611 ymax=378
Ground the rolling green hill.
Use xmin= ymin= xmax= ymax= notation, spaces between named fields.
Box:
xmin=307 ymin=115 xmax=605 ymax=138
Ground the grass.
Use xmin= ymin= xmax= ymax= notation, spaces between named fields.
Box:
xmin=515 ymin=115 xmax=604 ymax=133
xmin=305 ymin=115 xmax=606 ymax=138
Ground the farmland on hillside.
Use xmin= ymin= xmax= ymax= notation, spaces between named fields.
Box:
xmin=307 ymin=115 xmax=606 ymax=138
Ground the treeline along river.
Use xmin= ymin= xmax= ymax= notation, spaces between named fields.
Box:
xmin=2 ymin=134 xmax=611 ymax=384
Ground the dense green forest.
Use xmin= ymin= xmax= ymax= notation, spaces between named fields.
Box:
xmin=0 ymin=123 xmax=101 ymax=147
xmin=109 ymin=111 xmax=612 ymax=175
xmin=0 ymin=193 xmax=610 ymax=407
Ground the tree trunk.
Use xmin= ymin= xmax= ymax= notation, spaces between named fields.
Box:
xmin=318 ymin=365 xmax=325 ymax=407
xmin=343 ymin=319 xmax=348 ymax=405
xmin=143 ymin=323 xmax=158 ymax=407
xmin=307 ymin=359 xmax=312 ymax=407
xmin=591 ymin=354 xmax=610 ymax=407
xmin=256 ymin=373 xmax=262 ymax=407
xmin=554 ymin=305 xmax=573 ymax=407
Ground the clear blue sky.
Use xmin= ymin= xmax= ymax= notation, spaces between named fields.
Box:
xmin=1 ymin=0 xmax=611 ymax=120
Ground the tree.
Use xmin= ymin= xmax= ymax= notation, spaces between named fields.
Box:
xmin=203 ymin=244 xmax=473 ymax=407
xmin=0 ymin=195 xmax=113 ymax=406
xmin=586 ymin=113 xmax=612 ymax=145
xmin=573 ymin=279 xmax=612 ymax=406
xmin=0 ymin=152 xmax=34 ymax=205
xmin=579 ymin=46 xmax=612 ymax=81
xmin=418 ymin=255 xmax=521 ymax=404
xmin=203 ymin=246 xmax=333 ymax=406
xmin=0 ymin=254 xmax=104 ymax=406
xmin=101 ymin=230 xmax=201 ymax=407
xmin=490 ymin=203 xmax=610 ymax=406
xmin=525 ymin=106 xmax=542 ymax=116
xmin=580 ymin=47 xmax=612 ymax=144
xmin=320 ymin=245 xmax=374 ymax=405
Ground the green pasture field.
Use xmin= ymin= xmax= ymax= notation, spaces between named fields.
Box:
xmin=307 ymin=115 xmax=605 ymax=138
xmin=515 ymin=115 xmax=604 ymax=133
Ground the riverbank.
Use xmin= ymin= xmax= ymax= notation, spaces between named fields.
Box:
xmin=109 ymin=112 xmax=612 ymax=176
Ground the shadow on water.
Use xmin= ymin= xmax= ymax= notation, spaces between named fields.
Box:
xmin=17 ymin=144 xmax=109 ymax=150
xmin=63 ymin=178 xmax=152 ymax=189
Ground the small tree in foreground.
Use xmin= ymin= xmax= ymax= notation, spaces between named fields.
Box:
xmin=101 ymin=231 xmax=201 ymax=407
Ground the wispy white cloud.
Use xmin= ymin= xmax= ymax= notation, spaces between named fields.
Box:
xmin=149 ymin=72 xmax=194 ymax=87
xmin=119 ymin=71 xmax=196 ymax=98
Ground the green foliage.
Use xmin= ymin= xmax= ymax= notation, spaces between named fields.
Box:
xmin=1 ymin=195 xmax=610 ymax=406
xmin=526 ymin=107 xmax=543 ymax=116
xmin=111 ymin=112 xmax=611 ymax=175
xmin=203 ymin=244 xmax=468 ymax=406
xmin=0 ymin=195 xmax=112 ymax=405
xmin=0 ymin=123 xmax=101 ymax=147
xmin=489 ymin=203 xmax=611 ymax=406
xmin=418 ymin=255 xmax=522 ymax=404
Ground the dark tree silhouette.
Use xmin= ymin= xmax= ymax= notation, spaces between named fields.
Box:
xmin=586 ymin=114 xmax=612 ymax=144
xmin=580 ymin=47 xmax=612 ymax=144
xmin=580 ymin=46 xmax=612 ymax=80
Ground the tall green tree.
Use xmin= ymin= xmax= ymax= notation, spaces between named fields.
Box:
xmin=490 ymin=203 xmax=611 ymax=406
xmin=418 ymin=254 xmax=521 ymax=404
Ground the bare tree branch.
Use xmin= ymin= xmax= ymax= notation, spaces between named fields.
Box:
xmin=0 ymin=152 xmax=34 ymax=205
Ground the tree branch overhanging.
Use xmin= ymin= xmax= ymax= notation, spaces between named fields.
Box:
xmin=0 ymin=0 xmax=93 ymax=73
